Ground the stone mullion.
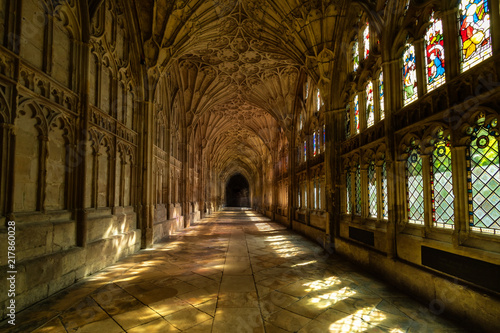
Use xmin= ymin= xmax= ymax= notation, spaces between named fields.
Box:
xmin=376 ymin=165 xmax=383 ymax=220
xmin=75 ymin=0 xmax=91 ymax=247
xmin=328 ymin=107 xmax=343 ymax=242
xmin=38 ymin=135 xmax=48 ymax=212
xmin=414 ymin=38 xmax=426 ymax=98
xmin=359 ymin=89 xmax=366 ymax=132
xmin=140 ymin=99 xmax=154 ymax=248
xmin=452 ymin=146 xmax=469 ymax=246
xmin=361 ymin=166 xmax=368 ymax=219
xmin=421 ymin=154 xmax=432 ymax=233
xmin=442 ymin=7 xmax=460 ymax=81
xmin=489 ymin=0 xmax=500 ymax=56
xmin=384 ymin=57 xmax=400 ymax=258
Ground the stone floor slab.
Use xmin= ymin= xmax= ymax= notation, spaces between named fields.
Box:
xmin=0 ymin=209 xmax=466 ymax=333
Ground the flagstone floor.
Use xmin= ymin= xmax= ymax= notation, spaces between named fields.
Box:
xmin=2 ymin=209 xmax=467 ymax=332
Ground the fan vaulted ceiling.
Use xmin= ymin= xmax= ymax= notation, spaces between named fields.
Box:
xmin=132 ymin=0 xmax=344 ymax=177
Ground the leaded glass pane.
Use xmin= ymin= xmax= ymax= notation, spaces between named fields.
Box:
xmin=432 ymin=138 xmax=454 ymax=228
xmin=354 ymin=95 xmax=360 ymax=134
xmin=369 ymin=162 xmax=377 ymax=217
xmin=346 ymin=171 xmax=352 ymax=213
xmin=353 ymin=39 xmax=359 ymax=71
xmin=366 ymin=81 xmax=374 ymax=127
xmin=314 ymin=180 xmax=317 ymax=209
xmin=355 ymin=164 xmax=361 ymax=215
xmin=364 ymin=23 xmax=370 ymax=59
xmin=425 ymin=13 xmax=446 ymax=91
xmin=346 ymin=104 xmax=351 ymax=138
xmin=459 ymin=0 xmax=492 ymax=71
xmin=407 ymin=148 xmax=425 ymax=224
xmin=382 ymin=161 xmax=388 ymax=219
xmin=403 ymin=44 xmax=418 ymax=105
xmin=468 ymin=120 xmax=500 ymax=234
xmin=379 ymin=71 xmax=385 ymax=120
xmin=319 ymin=181 xmax=322 ymax=209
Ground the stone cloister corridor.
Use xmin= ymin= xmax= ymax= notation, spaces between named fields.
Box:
xmin=1 ymin=0 xmax=500 ymax=331
xmin=0 ymin=209 xmax=465 ymax=332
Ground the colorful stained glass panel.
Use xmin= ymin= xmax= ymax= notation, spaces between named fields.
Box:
xmin=364 ymin=23 xmax=370 ymax=59
xmin=346 ymin=104 xmax=351 ymax=138
xmin=425 ymin=14 xmax=446 ymax=91
xmin=459 ymin=0 xmax=492 ymax=71
xmin=354 ymin=95 xmax=360 ymax=134
xmin=379 ymin=71 xmax=385 ymax=120
xmin=366 ymin=81 xmax=374 ymax=127
xmin=313 ymin=133 xmax=317 ymax=156
xmin=403 ymin=44 xmax=418 ymax=105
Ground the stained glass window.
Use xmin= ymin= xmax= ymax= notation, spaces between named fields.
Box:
xmin=314 ymin=180 xmax=317 ymax=209
xmin=346 ymin=104 xmax=351 ymax=138
xmin=379 ymin=71 xmax=385 ymax=120
xmin=425 ymin=13 xmax=446 ymax=91
xmin=403 ymin=43 xmax=418 ymax=105
xmin=407 ymin=146 xmax=425 ymax=224
xmin=355 ymin=164 xmax=361 ymax=215
xmin=353 ymin=38 xmax=359 ymax=71
xmin=323 ymin=125 xmax=326 ymax=151
xmin=363 ymin=23 xmax=370 ymax=59
xmin=313 ymin=132 xmax=317 ymax=156
xmin=346 ymin=170 xmax=352 ymax=213
xmin=319 ymin=180 xmax=322 ymax=209
xmin=354 ymin=95 xmax=360 ymax=134
xmin=431 ymin=134 xmax=454 ymax=228
xmin=366 ymin=81 xmax=374 ymax=127
xmin=382 ymin=161 xmax=388 ymax=219
xmin=304 ymin=141 xmax=307 ymax=162
xmin=459 ymin=0 xmax=492 ymax=71
xmin=305 ymin=79 xmax=310 ymax=100
xmin=368 ymin=162 xmax=377 ymax=217
xmin=467 ymin=116 xmax=500 ymax=234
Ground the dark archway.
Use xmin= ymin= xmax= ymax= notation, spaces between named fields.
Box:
xmin=226 ymin=174 xmax=250 ymax=207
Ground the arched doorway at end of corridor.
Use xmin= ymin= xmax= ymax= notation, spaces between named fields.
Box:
xmin=225 ymin=173 xmax=250 ymax=207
